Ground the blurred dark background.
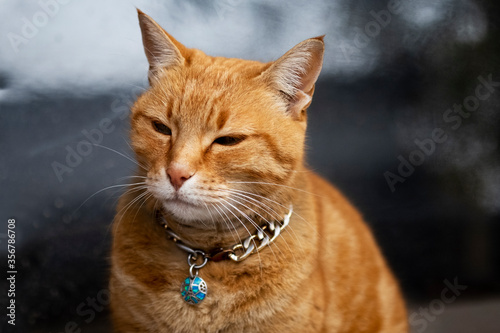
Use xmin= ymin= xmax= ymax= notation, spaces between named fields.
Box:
xmin=1 ymin=0 xmax=499 ymax=332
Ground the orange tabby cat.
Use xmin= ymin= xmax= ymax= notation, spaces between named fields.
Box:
xmin=110 ymin=9 xmax=408 ymax=333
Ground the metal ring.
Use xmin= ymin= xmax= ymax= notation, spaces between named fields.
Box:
xmin=188 ymin=250 xmax=208 ymax=269
xmin=189 ymin=265 xmax=198 ymax=278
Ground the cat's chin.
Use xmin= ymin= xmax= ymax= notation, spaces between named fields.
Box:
xmin=162 ymin=199 xmax=211 ymax=224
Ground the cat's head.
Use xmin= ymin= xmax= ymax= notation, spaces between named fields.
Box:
xmin=131 ymin=10 xmax=324 ymax=225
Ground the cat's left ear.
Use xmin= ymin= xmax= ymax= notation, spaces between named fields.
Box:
xmin=261 ymin=36 xmax=324 ymax=120
xmin=137 ymin=9 xmax=187 ymax=83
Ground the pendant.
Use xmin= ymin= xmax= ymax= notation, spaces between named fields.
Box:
xmin=181 ymin=275 xmax=207 ymax=305
xmin=181 ymin=251 xmax=208 ymax=305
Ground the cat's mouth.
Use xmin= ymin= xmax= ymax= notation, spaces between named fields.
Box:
xmin=152 ymin=187 xmax=215 ymax=222
xmin=167 ymin=197 xmax=198 ymax=208
xmin=161 ymin=198 xmax=210 ymax=223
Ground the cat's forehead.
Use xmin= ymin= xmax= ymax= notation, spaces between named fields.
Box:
xmin=182 ymin=57 xmax=265 ymax=90
xmin=146 ymin=60 xmax=271 ymax=130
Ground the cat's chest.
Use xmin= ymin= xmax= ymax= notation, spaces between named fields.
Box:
xmin=132 ymin=247 xmax=305 ymax=321
xmin=145 ymin=266 xmax=276 ymax=332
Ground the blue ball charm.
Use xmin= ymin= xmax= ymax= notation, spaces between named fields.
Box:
xmin=180 ymin=276 xmax=207 ymax=305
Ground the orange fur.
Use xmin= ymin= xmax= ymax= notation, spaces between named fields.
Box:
xmin=110 ymin=10 xmax=408 ymax=332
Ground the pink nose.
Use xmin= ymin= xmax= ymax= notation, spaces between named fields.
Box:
xmin=167 ymin=164 xmax=194 ymax=190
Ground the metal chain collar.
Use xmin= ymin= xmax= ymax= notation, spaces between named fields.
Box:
xmin=159 ymin=205 xmax=293 ymax=264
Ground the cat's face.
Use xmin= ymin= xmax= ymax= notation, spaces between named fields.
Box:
xmin=131 ymin=10 xmax=324 ymax=224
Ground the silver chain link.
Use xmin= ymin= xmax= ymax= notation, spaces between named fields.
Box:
xmin=161 ymin=205 xmax=293 ymax=263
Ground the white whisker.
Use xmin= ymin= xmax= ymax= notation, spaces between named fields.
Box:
xmin=228 ymin=181 xmax=323 ymax=197
xmin=211 ymin=203 xmax=241 ymax=245
xmin=223 ymin=189 xmax=282 ymax=220
xmin=118 ymin=175 xmax=148 ymax=181
xmin=93 ymin=144 xmax=149 ymax=171
xmin=74 ymin=182 xmax=145 ymax=215
xmin=217 ymin=201 xmax=254 ymax=244
xmin=114 ymin=189 xmax=150 ymax=231
xmin=226 ymin=188 xmax=315 ymax=232
xmin=203 ymin=202 xmax=217 ymax=230
xmin=132 ymin=191 xmax=154 ymax=223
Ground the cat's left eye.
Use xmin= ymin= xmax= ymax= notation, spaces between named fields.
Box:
xmin=152 ymin=121 xmax=172 ymax=135
xmin=213 ymin=136 xmax=246 ymax=146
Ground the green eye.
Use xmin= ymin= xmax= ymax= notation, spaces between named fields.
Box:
xmin=213 ymin=136 xmax=246 ymax=146
xmin=152 ymin=121 xmax=172 ymax=135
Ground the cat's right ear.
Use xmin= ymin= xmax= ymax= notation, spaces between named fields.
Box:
xmin=137 ymin=9 xmax=186 ymax=83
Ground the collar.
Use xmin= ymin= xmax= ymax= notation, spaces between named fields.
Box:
xmin=157 ymin=205 xmax=293 ymax=263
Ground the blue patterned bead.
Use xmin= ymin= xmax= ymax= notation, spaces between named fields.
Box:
xmin=180 ymin=275 xmax=207 ymax=305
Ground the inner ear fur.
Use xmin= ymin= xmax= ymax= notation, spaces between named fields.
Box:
xmin=261 ymin=36 xmax=325 ymax=120
xmin=137 ymin=9 xmax=188 ymax=83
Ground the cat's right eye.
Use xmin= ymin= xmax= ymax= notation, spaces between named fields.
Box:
xmin=152 ymin=121 xmax=172 ymax=136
